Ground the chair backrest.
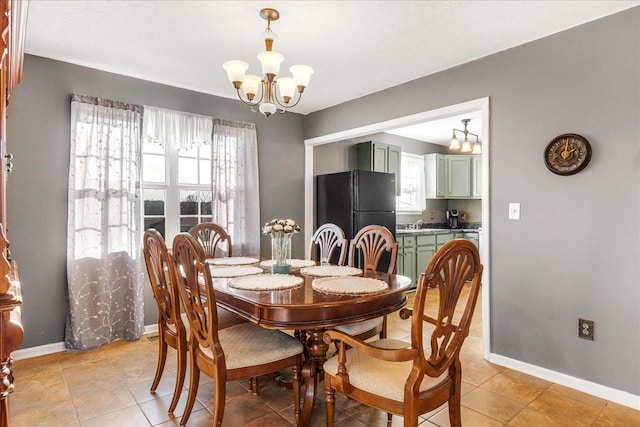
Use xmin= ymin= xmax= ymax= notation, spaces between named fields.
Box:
xmin=411 ymin=239 xmax=482 ymax=378
xmin=308 ymin=223 xmax=348 ymax=265
xmin=189 ymin=222 xmax=232 ymax=259
xmin=172 ymin=233 xmax=224 ymax=365
xmin=348 ymin=225 xmax=398 ymax=274
xmin=143 ymin=229 xmax=183 ymax=333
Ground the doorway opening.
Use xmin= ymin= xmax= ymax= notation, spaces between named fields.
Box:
xmin=303 ymin=97 xmax=491 ymax=357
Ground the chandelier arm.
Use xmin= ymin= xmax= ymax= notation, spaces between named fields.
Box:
xmin=235 ymin=87 xmax=264 ymax=107
xmin=280 ymin=91 xmax=304 ymax=109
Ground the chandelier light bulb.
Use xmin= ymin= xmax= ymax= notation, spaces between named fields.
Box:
xmin=257 ymin=51 xmax=285 ymax=78
xmin=472 ymin=142 xmax=482 ymax=154
xmin=242 ymin=75 xmax=261 ymax=100
xmin=450 ymin=135 xmax=460 ymax=150
xmin=290 ymin=65 xmax=314 ymax=89
xmin=277 ymin=77 xmax=296 ymax=103
xmin=461 ymin=139 xmax=472 ymax=153
xmin=222 ymin=60 xmax=249 ymax=87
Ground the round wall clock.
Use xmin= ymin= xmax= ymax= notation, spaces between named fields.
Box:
xmin=544 ymin=133 xmax=592 ymax=176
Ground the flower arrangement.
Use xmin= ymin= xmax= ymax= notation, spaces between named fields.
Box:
xmin=263 ymin=219 xmax=300 ymax=274
xmin=262 ymin=218 xmax=301 ymax=235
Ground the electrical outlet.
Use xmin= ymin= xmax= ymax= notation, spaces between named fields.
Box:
xmin=578 ymin=318 xmax=594 ymax=340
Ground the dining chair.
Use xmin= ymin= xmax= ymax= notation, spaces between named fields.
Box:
xmin=142 ymin=229 xmax=246 ymax=414
xmin=188 ymin=222 xmax=232 ymax=259
xmin=338 ymin=224 xmax=399 ymax=341
xmin=171 ymin=233 xmax=304 ymax=426
xmin=323 ymin=239 xmax=483 ymax=427
xmin=308 ymin=223 xmax=348 ymax=266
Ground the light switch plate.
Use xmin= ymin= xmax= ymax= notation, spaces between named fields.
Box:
xmin=509 ymin=203 xmax=521 ymax=220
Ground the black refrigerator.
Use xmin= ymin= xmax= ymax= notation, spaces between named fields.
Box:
xmin=316 ymin=170 xmax=396 ymax=268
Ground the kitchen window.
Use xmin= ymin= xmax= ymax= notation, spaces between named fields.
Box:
xmin=397 ymin=152 xmax=425 ymax=212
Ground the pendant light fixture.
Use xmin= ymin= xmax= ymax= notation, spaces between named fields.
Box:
xmin=450 ymin=118 xmax=481 ymax=154
xmin=222 ymin=8 xmax=314 ymax=117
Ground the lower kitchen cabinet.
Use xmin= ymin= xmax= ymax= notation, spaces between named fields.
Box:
xmin=397 ymin=236 xmax=416 ymax=286
xmin=398 ymin=231 xmax=478 ymax=287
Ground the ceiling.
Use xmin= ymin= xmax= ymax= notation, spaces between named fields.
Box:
xmin=25 ymin=1 xmax=638 ymax=144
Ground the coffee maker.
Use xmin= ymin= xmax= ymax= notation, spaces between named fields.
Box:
xmin=446 ymin=209 xmax=460 ymax=229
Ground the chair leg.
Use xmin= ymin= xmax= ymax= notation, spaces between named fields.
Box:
xmin=169 ymin=342 xmax=187 ymax=413
xmin=325 ymin=383 xmax=335 ymax=427
xmin=292 ymin=362 xmax=301 ymax=424
xmin=150 ymin=333 xmax=167 ymax=392
xmin=179 ymin=356 xmax=200 ymax=426
xmin=448 ymin=360 xmax=463 ymax=427
xmin=212 ymin=369 xmax=227 ymax=427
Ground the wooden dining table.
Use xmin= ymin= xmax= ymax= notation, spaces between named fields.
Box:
xmin=210 ymin=268 xmax=412 ymax=426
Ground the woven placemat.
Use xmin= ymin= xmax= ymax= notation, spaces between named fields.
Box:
xmin=229 ymin=274 xmax=304 ymax=291
xmin=206 ymin=256 xmax=260 ymax=266
xmin=259 ymin=259 xmax=316 ymax=269
xmin=312 ymin=276 xmax=388 ymax=295
xmin=300 ymin=265 xmax=362 ymax=277
xmin=209 ymin=266 xmax=264 ymax=278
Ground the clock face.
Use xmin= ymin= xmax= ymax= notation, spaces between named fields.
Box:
xmin=544 ymin=134 xmax=592 ymax=176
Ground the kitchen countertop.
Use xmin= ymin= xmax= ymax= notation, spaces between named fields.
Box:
xmin=396 ymin=228 xmax=480 ymax=235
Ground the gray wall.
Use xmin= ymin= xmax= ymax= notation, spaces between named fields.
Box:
xmin=7 ymin=55 xmax=306 ymax=348
xmin=307 ymin=8 xmax=640 ymax=395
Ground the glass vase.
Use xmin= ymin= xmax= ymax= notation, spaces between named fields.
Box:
xmin=271 ymin=233 xmax=292 ymax=274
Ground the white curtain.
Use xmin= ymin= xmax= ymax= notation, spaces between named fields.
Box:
xmin=212 ymin=119 xmax=260 ymax=256
xmin=142 ymin=106 xmax=212 ymax=148
xmin=66 ymin=94 xmax=144 ymax=350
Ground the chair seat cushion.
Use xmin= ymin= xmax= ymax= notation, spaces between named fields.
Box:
xmin=323 ymin=338 xmax=448 ymax=401
xmin=200 ymin=323 xmax=304 ymax=370
xmin=216 ymin=307 xmax=248 ymax=330
xmin=334 ymin=317 xmax=383 ymax=336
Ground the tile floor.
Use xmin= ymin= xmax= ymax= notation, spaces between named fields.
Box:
xmin=8 ymin=288 xmax=640 ymax=426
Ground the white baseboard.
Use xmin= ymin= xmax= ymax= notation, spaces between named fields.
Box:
xmin=488 ymin=352 xmax=640 ymax=410
xmin=11 ymin=324 xmax=160 ymax=361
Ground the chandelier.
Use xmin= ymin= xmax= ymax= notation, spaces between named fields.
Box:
xmin=450 ymin=119 xmax=481 ymax=154
xmin=222 ymin=8 xmax=314 ymax=118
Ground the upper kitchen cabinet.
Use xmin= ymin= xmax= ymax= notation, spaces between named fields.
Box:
xmin=424 ymin=154 xmax=481 ymax=199
xmin=356 ymin=141 xmax=401 ymax=195
xmin=446 ymin=155 xmax=471 ymax=198
xmin=424 ymin=153 xmax=446 ymax=198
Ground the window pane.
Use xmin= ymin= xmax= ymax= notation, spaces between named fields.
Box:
xmin=145 ymin=218 xmax=165 ymax=236
xmin=200 ymin=144 xmax=212 ymax=159
xmin=143 ymin=140 xmax=164 ymax=154
xmin=143 ymin=189 xmax=165 ymax=215
xmin=199 ymin=159 xmax=211 ymax=184
xmin=143 ymin=154 xmax=165 ymax=182
xmin=178 ymin=158 xmax=198 ymax=184
xmin=180 ymin=190 xmax=198 ymax=215
xmin=180 ymin=144 xmax=198 ymax=157
xmin=180 ymin=217 xmax=198 ymax=232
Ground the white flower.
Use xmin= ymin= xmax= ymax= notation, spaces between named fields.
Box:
xmin=262 ymin=217 xmax=301 ymax=234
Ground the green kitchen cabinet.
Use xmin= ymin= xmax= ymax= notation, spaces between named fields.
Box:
xmin=436 ymin=232 xmax=455 ymax=250
xmin=397 ymin=235 xmax=416 ymax=285
xmin=356 ymin=141 xmax=401 ymax=195
xmin=416 ymin=245 xmax=436 ymax=282
xmin=446 ymin=155 xmax=472 ymax=198
xmin=424 ymin=153 xmax=446 ymax=199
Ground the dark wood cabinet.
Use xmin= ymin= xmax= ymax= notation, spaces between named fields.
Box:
xmin=0 ymin=1 xmax=28 ymax=426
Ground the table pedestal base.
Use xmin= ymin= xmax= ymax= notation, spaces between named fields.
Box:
xmin=299 ymin=329 xmax=329 ymax=427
